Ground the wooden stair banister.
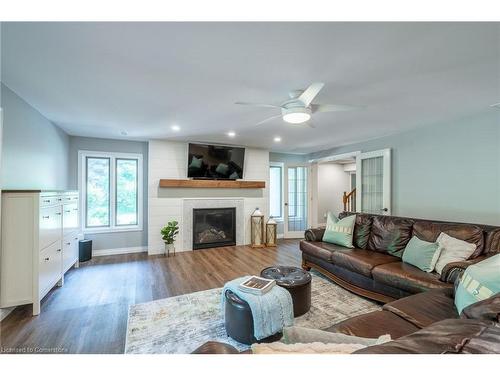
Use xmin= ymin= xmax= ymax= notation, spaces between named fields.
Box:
xmin=343 ymin=188 xmax=357 ymax=212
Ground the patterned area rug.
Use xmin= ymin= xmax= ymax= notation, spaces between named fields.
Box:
xmin=125 ymin=272 xmax=380 ymax=354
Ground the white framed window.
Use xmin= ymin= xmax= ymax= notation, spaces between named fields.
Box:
xmin=78 ymin=150 xmax=143 ymax=234
xmin=269 ymin=162 xmax=284 ymax=220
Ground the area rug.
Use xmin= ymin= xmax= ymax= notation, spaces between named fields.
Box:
xmin=125 ymin=272 xmax=381 ymax=354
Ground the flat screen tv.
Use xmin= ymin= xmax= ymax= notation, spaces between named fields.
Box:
xmin=187 ymin=143 xmax=245 ymax=180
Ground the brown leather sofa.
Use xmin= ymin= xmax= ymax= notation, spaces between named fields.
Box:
xmin=194 ymin=288 xmax=500 ymax=354
xmin=193 ymin=213 xmax=500 ymax=354
xmin=300 ymin=212 xmax=500 ymax=302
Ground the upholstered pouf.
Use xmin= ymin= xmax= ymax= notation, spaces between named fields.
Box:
xmin=224 ymin=289 xmax=282 ymax=345
xmin=260 ymin=266 xmax=312 ymax=317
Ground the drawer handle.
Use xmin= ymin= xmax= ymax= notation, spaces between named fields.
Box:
xmin=73 ymin=208 xmax=78 ymax=211
xmin=65 ymin=210 xmax=71 ymax=213
xmin=66 ymin=242 xmax=71 ymax=245
xmin=43 ymin=199 xmax=51 ymax=203
xmin=57 ymin=198 xmax=62 ymax=201
xmin=42 ymin=216 xmax=50 ymax=219
xmin=74 ymin=237 xmax=78 ymax=240
xmin=56 ymin=212 xmax=62 ymax=216
xmin=44 ymin=257 xmax=50 ymax=261
xmin=57 ymin=249 xmax=62 ymax=252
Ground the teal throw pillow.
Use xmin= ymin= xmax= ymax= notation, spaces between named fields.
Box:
xmin=322 ymin=212 xmax=355 ymax=248
xmin=402 ymin=236 xmax=442 ymax=273
xmin=455 ymin=254 xmax=500 ymax=314
xmin=189 ymin=156 xmax=202 ymax=169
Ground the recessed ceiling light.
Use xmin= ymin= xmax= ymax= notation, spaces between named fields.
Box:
xmin=227 ymin=131 xmax=236 ymax=137
xmin=171 ymin=125 xmax=181 ymax=132
xmin=274 ymin=136 xmax=282 ymax=142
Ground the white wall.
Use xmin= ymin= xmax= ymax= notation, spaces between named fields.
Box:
xmin=317 ymin=163 xmax=351 ymax=224
xmin=148 ymin=140 xmax=269 ymax=255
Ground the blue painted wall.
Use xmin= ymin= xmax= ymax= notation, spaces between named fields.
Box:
xmin=1 ymin=84 xmax=69 ymax=190
xmin=308 ymin=112 xmax=500 ymax=225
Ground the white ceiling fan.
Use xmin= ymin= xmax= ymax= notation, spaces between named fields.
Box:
xmin=235 ymin=82 xmax=361 ymax=128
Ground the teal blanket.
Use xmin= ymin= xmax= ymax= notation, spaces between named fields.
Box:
xmin=222 ymin=276 xmax=294 ymax=340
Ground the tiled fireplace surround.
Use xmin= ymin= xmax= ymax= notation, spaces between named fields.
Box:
xmin=148 ymin=140 xmax=269 ymax=255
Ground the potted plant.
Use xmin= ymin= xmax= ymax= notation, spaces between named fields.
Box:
xmin=161 ymin=220 xmax=179 ymax=257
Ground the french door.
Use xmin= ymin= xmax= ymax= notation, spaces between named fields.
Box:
xmin=356 ymin=149 xmax=392 ymax=215
xmin=284 ymin=165 xmax=309 ymax=238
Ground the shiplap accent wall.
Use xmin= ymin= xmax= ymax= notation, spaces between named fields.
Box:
xmin=148 ymin=140 xmax=269 ymax=255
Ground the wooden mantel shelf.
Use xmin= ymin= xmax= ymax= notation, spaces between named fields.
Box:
xmin=159 ymin=179 xmax=265 ymax=189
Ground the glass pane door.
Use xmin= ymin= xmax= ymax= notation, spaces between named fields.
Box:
xmin=285 ymin=166 xmax=308 ymax=237
xmin=356 ymin=149 xmax=391 ymax=215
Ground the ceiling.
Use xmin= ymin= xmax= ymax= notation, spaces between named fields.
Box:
xmin=1 ymin=22 xmax=499 ymax=153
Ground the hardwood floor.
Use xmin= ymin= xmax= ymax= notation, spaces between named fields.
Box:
xmin=0 ymin=240 xmax=301 ymax=354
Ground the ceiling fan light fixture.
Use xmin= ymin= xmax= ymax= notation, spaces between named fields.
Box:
xmin=282 ymin=107 xmax=311 ymax=124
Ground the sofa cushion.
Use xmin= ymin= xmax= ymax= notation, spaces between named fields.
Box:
xmin=353 ymin=214 xmax=373 ymax=249
xmin=372 ymin=262 xmax=448 ymax=294
xmin=413 ymin=220 xmax=484 ymax=258
xmin=401 ymin=235 xmax=442 ymax=272
xmin=383 ymin=288 xmax=458 ymax=328
xmin=367 ymin=216 xmax=414 ymax=257
xmin=299 ymin=240 xmax=347 ymax=262
xmin=435 ymin=232 xmax=477 ymax=274
xmin=353 ymin=319 xmax=500 ymax=354
xmin=327 ymin=310 xmax=419 ymax=339
xmin=331 ymin=249 xmax=400 ymax=277
xmin=485 ymin=228 xmax=500 ymax=255
xmin=322 ymin=212 xmax=355 ymax=248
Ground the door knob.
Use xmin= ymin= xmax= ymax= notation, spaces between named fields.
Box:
xmin=381 ymin=208 xmax=388 ymax=212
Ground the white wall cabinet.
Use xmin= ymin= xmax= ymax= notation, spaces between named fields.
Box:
xmin=0 ymin=190 xmax=80 ymax=315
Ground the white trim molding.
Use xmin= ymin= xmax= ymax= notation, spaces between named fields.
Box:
xmin=92 ymin=246 xmax=147 ymax=257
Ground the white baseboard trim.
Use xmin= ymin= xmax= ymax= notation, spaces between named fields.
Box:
xmin=0 ymin=307 xmax=15 ymax=322
xmin=92 ymin=246 xmax=147 ymax=257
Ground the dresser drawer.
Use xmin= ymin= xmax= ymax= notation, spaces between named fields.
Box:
xmin=39 ymin=195 xmax=63 ymax=207
xmin=39 ymin=242 xmax=62 ymax=297
xmin=39 ymin=206 xmax=63 ymax=250
xmin=63 ymin=203 xmax=79 ymax=236
xmin=63 ymin=234 xmax=79 ymax=272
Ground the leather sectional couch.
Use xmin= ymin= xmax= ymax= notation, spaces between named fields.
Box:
xmin=194 ymin=213 xmax=500 ymax=354
xmin=300 ymin=212 xmax=500 ymax=302
xmin=195 ymin=288 xmax=500 ymax=353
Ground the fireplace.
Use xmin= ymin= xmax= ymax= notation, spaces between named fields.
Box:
xmin=192 ymin=207 xmax=236 ymax=250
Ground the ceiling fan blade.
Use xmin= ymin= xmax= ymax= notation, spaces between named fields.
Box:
xmin=255 ymin=115 xmax=282 ymax=126
xmin=235 ymin=101 xmax=281 ymax=108
xmin=312 ymin=104 xmax=361 ymax=113
xmin=298 ymin=82 xmax=325 ymax=106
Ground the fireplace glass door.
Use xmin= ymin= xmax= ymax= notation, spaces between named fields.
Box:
xmin=192 ymin=207 xmax=236 ymax=249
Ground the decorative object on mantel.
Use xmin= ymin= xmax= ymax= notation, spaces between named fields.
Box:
xmin=250 ymin=208 xmax=265 ymax=248
xmin=159 ymin=179 xmax=265 ymax=189
xmin=161 ymin=221 xmax=179 ymax=257
xmin=266 ymin=217 xmax=278 ymax=247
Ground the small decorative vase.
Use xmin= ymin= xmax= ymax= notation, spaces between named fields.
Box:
xmin=165 ymin=243 xmax=175 ymax=257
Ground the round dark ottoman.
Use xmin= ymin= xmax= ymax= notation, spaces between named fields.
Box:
xmin=260 ymin=266 xmax=312 ymax=317
xmin=224 ymin=289 xmax=282 ymax=345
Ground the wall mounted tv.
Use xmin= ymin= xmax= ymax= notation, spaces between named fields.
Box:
xmin=187 ymin=143 xmax=245 ymax=180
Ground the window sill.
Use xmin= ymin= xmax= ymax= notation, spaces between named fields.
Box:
xmin=83 ymin=226 xmax=143 ymax=235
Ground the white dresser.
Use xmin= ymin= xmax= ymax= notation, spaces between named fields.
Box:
xmin=0 ymin=190 xmax=81 ymax=315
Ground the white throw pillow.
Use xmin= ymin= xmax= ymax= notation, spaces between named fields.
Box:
xmin=434 ymin=232 xmax=477 ymax=274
